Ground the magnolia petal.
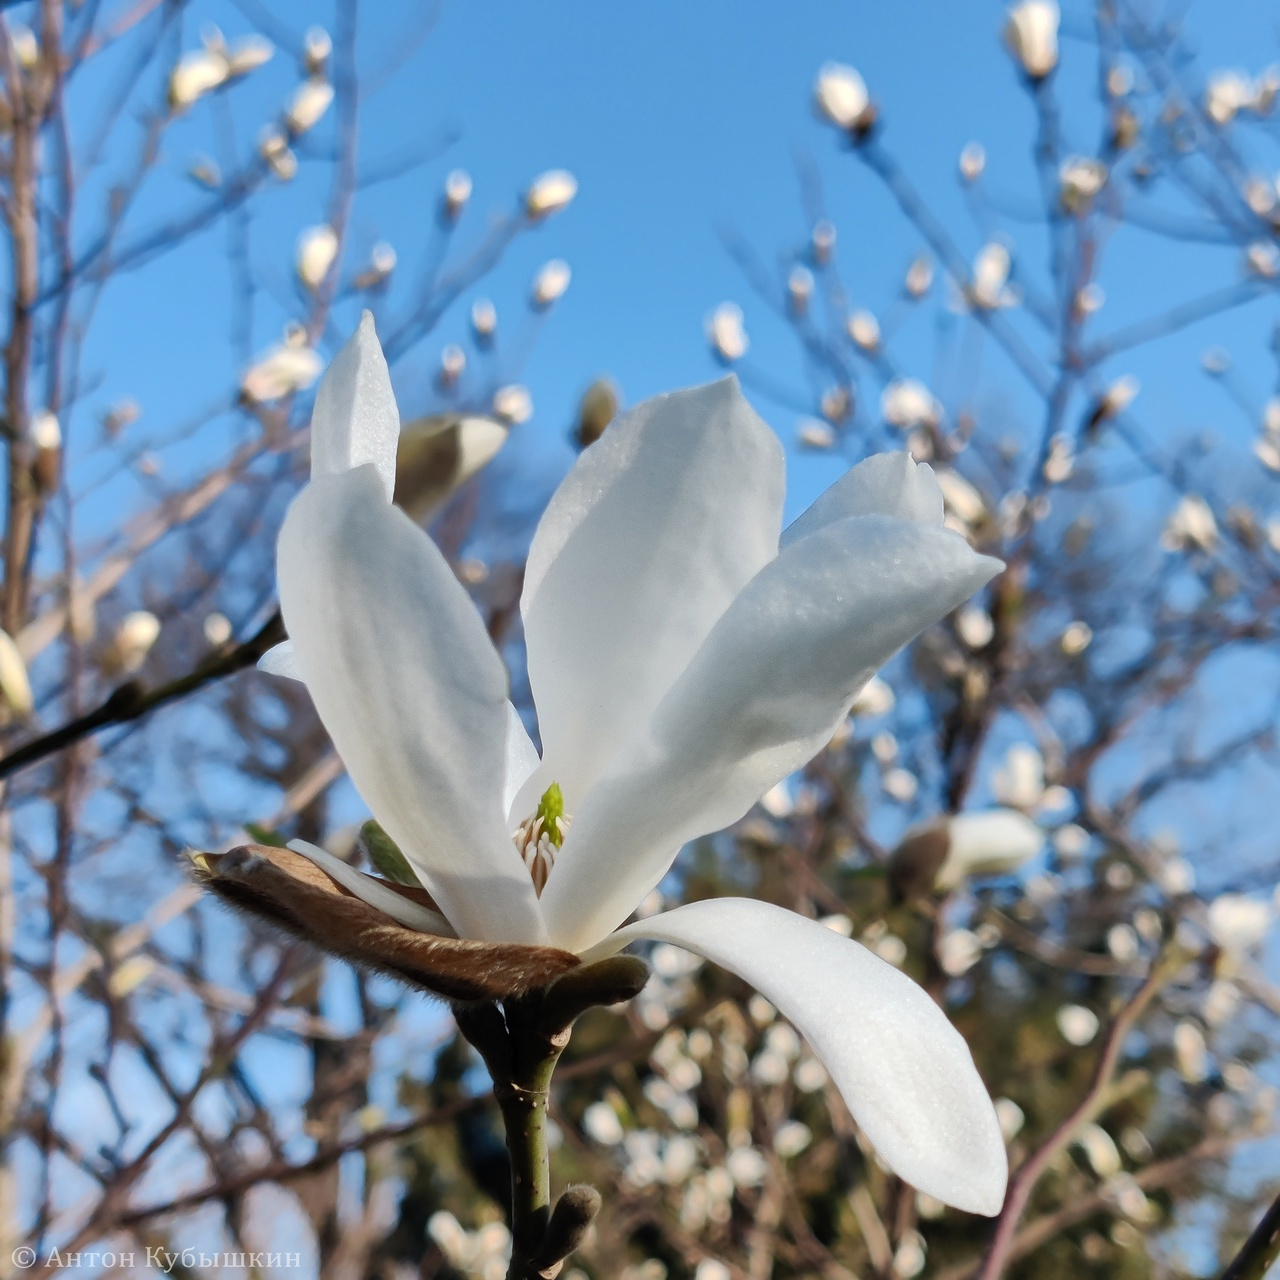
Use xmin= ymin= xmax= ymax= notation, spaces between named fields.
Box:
xmin=518 ymin=378 xmax=784 ymax=814
xmin=287 ymin=838 xmax=455 ymax=936
xmin=504 ymin=703 xmax=541 ymax=824
xmin=258 ymin=639 xmax=303 ymax=681
xmin=277 ymin=465 xmax=546 ymax=944
xmin=542 ymin=516 xmax=1001 ymax=951
xmin=310 ymin=311 xmax=399 ymax=500
xmin=586 ymin=898 xmax=1007 ymax=1216
xmin=781 ymin=452 xmax=943 ymax=549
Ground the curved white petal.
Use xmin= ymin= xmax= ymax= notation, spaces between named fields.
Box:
xmin=781 ymin=452 xmax=943 ymax=549
xmin=258 ymin=639 xmax=303 ymax=681
xmin=542 ymin=516 xmax=1002 ymax=951
xmin=585 ymin=898 xmax=1007 ymax=1216
xmin=310 ymin=311 xmax=400 ymax=500
xmin=518 ymin=378 xmax=784 ymax=814
xmin=287 ymin=838 xmax=456 ymax=936
xmin=278 ymin=465 xmax=546 ymax=944
xmin=504 ymin=703 xmax=541 ymax=824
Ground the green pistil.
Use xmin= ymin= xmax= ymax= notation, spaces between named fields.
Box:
xmin=536 ymin=782 xmax=566 ymax=847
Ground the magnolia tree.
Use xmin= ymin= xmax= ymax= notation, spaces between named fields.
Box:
xmin=7 ymin=2 xmax=1280 ymax=1280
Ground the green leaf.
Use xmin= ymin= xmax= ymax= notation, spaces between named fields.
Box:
xmin=360 ymin=819 xmax=422 ymax=886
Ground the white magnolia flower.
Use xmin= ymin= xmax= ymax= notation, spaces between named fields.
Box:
xmin=303 ymin=26 xmax=332 ymax=74
xmin=106 ymin=610 xmax=161 ymax=675
xmin=971 ymin=243 xmax=1012 ymax=309
xmin=0 ymin=628 xmax=33 ymax=720
xmin=1057 ymin=1003 xmax=1099 ymax=1046
xmin=959 ymin=142 xmax=987 ymax=183
xmin=1004 ymin=1 xmax=1059 ymax=80
xmin=992 ymin=742 xmax=1045 ymax=810
xmin=813 ymin=63 xmax=872 ymax=132
xmin=1207 ymin=894 xmax=1271 ymax=955
xmin=258 ymin=316 xmax=1008 ymax=1215
xmin=847 ymin=309 xmax=881 ymax=351
xmin=227 ymin=34 xmax=273 ymax=77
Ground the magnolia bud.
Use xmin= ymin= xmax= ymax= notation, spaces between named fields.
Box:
xmin=285 ymin=77 xmax=334 ymax=135
xmin=959 ymin=141 xmax=987 ymax=183
xmin=470 ymin=297 xmax=496 ymax=344
xmin=259 ymin=128 xmax=297 ymax=181
xmin=525 ymin=169 xmax=577 ymax=219
xmin=707 ymin=303 xmax=748 ymax=363
xmin=296 ymin=225 xmax=338 ymax=291
xmin=437 ymin=344 xmax=465 ymax=389
xmin=1059 ymin=156 xmax=1108 ymax=213
xmin=1004 ymin=1 xmax=1059 ymax=80
xmin=787 ymin=265 xmax=814 ymax=314
xmin=31 ymin=410 xmax=61 ymax=496
xmin=573 ymin=378 xmax=619 ymax=449
xmin=443 ymin=169 xmax=472 ymax=220
xmin=188 ymin=155 xmax=222 ymax=189
xmin=847 ymin=309 xmax=880 ymax=351
xmin=492 ymin=384 xmax=533 ymax=425
xmin=227 ymin=34 xmax=273 ymax=78
xmin=393 ymin=414 xmax=509 ymax=522
xmin=905 ymin=254 xmax=933 ymax=297
xmin=241 ymin=330 xmax=322 ymax=402
xmin=810 ymin=219 xmax=836 ymax=265
xmin=813 ymin=62 xmax=873 ymax=134
xmin=352 ymin=241 xmax=396 ymax=291
xmin=168 ymin=46 xmax=230 ymax=111
xmin=104 ymin=610 xmax=161 ymax=676
xmin=0 ymin=628 xmax=33 ymax=723
xmin=303 ymin=26 xmax=332 ymax=75
xmin=531 ymin=258 xmax=572 ymax=308
xmin=203 ymin=612 xmax=233 ymax=648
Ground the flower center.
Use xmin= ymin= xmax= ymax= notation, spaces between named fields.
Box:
xmin=512 ymin=781 xmax=571 ymax=897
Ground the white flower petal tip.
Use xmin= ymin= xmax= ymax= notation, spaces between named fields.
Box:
xmin=309 ymin=312 xmax=400 ymax=499
xmin=781 ymin=451 xmax=945 ymax=549
xmin=257 ymin=639 xmax=303 ymax=681
xmin=277 ymin=467 xmax=546 ymax=945
xmin=593 ymin=899 xmax=1008 ymax=1214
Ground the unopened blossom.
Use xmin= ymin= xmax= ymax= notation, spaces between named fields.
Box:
xmin=353 ymin=242 xmax=397 ymax=291
xmin=203 ymin=612 xmax=233 ymax=648
xmin=1061 ymin=620 xmax=1092 ymax=655
xmin=526 ymin=169 xmax=577 ymax=219
xmin=303 ymin=26 xmax=332 ymax=74
xmin=1076 ymin=282 xmax=1105 ymax=315
xmin=882 ymin=379 xmax=940 ymax=430
xmin=1174 ymin=1021 xmax=1209 ymax=1083
xmin=1057 ymin=1003 xmax=1099 ymax=1046
xmin=444 ymin=169 xmax=473 ymax=220
xmin=993 ymin=742 xmax=1045 ymax=809
xmin=257 ymin=316 xmax=1009 ymax=1215
xmin=797 ymin=419 xmax=835 ymax=450
xmin=1162 ymin=494 xmax=1218 ymax=553
xmin=707 ymin=303 xmax=748 ymax=363
xmin=188 ymin=155 xmax=221 ymax=189
xmin=1247 ymin=241 xmax=1280 ymax=279
xmin=1206 ymin=70 xmax=1254 ymax=126
xmin=787 ymin=265 xmax=815 ymax=314
xmin=227 ymin=34 xmax=273 ymax=77
xmin=959 ymin=142 xmax=987 ymax=183
xmin=1107 ymin=924 xmax=1139 ymax=963
xmin=935 ymin=468 xmax=987 ymax=528
xmin=939 ymin=929 xmax=983 ymax=977
xmin=471 ymin=297 xmax=497 ymax=343
xmin=905 ymin=255 xmax=934 ymax=297
xmin=851 ymin=675 xmax=894 ymax=717
xmin=932 ymin=809 xmax=1044 ymax=891
xmin=9 ymin=25 xmax=37 ymax=71
xmin=438 ymin=345 xmax=466 ymax=387
xmin=1207 ymin=894 xmax=1271 ymax=955
xmin=1059 ymin=156 xmax=1108 ymax=212
xmin=956 ymin=604 xmax=994 ymax=649
xmin=1075 ymin=1124 xmax=1122 ymax=1177
xmin=971 ymin=243 xmax=1012 ymax=309
xmin=296 ymin=225 xmax=339 ymax=291
xmin=532 ymin=259 xmax=572 ymax=308
xmin=168 ymin=39 xmax=230 ymax=110
xmin=1004 ymin=1 xmax=1060 ymax=79
xmin=241 ymin=330 xmax=322 ymax=402
xmin=31 ymin=409 xmax=60 ymax=499
xmin=106 ymin=611 xmax=161 ymax=675
xmin=994 ymin=1097 xmax=1025 ymax=1142
xmin=285 ymin=77 xmax=334 ymax=135
xmin=0 ymin=629 xmax=33 ymax=721
xmin=492 ymin=384 xmax=533 ymax=425
xmin=810 ymin=220 xmax=836 ymax=264
xmin=813 ymin=62 xmax=872 ymax=132
xmin=774 ymin=1119 xmax=812 ymax=1157
xmin=847 ymin=309 xmax=880 ymax=351
xmin=258 ymin=128 xmax=297 ymax=181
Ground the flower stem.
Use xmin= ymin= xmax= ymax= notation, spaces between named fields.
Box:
xmin=455 ymin=998 xmax=569 ymax=1280
xmin=1219 ymin=1191 xmax=1280 ymax=1280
